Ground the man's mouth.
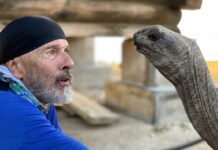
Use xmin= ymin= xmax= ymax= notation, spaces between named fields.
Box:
xmin=56 ymin=75 xmax=72 ymax=88
xmin=55 ymin=70 xmax=72 ymax=88
xmin=59 ymin=79 xmax=70 ymax=87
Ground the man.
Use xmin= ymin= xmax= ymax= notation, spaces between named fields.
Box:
xmin=0 ymin=16 xmax=89 ymax=150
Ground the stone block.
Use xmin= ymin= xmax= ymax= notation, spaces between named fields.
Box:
xmin=105 ymin=80 xmax=155 ymax=123
xmin=73 ymin=64 xmax=112 ymax=89
xmin=105 ymin=80 xmax=177 ymax=123
xmin=63 ymin=91 xmax=120 ymax=125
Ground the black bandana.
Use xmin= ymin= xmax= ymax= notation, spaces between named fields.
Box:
xmin=0 ymin=16 xmax=65 ymax=64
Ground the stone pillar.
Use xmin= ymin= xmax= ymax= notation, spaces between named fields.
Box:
xmin=67 ymin=37 xmax=112 ymax=89
xmin=121 ymin=38 xmax=172 ymax=86
xmin=122 ymin=39 xmax=147 ymax=85
xmin=105 ymin=38 xmax=177 ymax=124
xmin=68 ymin=38 xmax=94 ymax=65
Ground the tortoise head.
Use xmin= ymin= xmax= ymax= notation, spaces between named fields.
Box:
xmin=133 ymin=25 xmax=194 ymax=80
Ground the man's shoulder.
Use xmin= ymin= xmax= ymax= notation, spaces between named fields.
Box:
xmin=0 ymin=91 xmax=31 ymax=147
xmin=0 ymin=90 xmax=57 ymax=120
xmin=0 ymin=90 xmax=47 ymax=131
xmin=0 ymin=90 xmax=42 ymax=118
xmin=0 ymin=89 xmax=19 ymax=98
xmin=0 ymin=90 xmax=32 ymax=105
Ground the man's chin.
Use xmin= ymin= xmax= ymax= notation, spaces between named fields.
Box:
xmin=53 ymin=87 xmax=73 ymax=105
xmin=54 ymin=97 xmax=73 ymax=105
xmin=53 ymin=99 xmax=72 ymax=105
xmin=40 ymin=86 xmax=74 ymax=105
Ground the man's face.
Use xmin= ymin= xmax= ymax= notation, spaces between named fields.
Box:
xmin=15 ymin=39 xmax=74 ymax=104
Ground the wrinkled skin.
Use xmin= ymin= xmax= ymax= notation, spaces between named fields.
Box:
xmin=134 ymin=25 xmax=218 ymax=149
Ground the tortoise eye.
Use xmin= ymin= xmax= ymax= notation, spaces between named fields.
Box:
xmin=148 ymin=33 xmax=160 ymax=41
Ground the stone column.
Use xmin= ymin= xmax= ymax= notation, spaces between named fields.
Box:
xmin=121 ymin=39 xmax=147 ymax=85
xmin=121 ymin=38 xmax=171 ymax=86
xmin=105 ymin=38 xmax=177 ymax=124
xmin=67 ymin=37 xmax=112 ymax=89
xmin=68 ymin=38 xmax=94 ymax=65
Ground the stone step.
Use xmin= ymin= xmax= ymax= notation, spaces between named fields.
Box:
xmin=63 ymin=91 xmax=120 ymax=125
xmin=105 ymin=80 xmax=177 ymax=124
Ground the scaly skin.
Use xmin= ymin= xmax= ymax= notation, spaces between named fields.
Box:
xmin=133 ymin=25 xmax=218 ymax=149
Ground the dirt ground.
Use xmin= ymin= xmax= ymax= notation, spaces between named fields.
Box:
xmin=57 ymin=89 xmax=212 ymax=150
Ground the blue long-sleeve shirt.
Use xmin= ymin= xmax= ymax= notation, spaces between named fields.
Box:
xmin=0 ymin=89 xmax=89 ymax=150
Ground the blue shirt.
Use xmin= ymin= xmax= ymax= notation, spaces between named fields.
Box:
xmin=0 ymin=90 xmax=89 ymax=150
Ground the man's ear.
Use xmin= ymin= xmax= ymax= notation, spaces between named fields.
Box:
xmin=5 ymin=59 xmax=23 ymax=80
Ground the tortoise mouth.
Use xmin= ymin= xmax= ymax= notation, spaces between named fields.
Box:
xmin=134 ymin=39 xmax=150 ymax=52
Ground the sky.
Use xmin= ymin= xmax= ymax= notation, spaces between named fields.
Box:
xmin=94 ymin=0 xmax=218 ymax=64
xmin=178 ymin=0 xmax=218 ymax=60
xmin=94 ymin=36 xmax=124 ymax=64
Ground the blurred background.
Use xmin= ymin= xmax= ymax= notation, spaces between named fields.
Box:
xmin=0 ymin=0 xmax=216 ymax=149
xmin=179 ymin=0 xmax=218 ymax=60
xmin=95 ymin=0 xmax=218 ymax=63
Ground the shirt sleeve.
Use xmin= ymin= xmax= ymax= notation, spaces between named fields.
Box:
xmin=23 ymin=103 xmax=89 ymax=150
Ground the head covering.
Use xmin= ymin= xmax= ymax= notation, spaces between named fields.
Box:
xmin=0 ymin=16 xmax=66 ymax=64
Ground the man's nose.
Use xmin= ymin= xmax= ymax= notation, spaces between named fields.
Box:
xmin=60 ymin=53 xmax=75 ymax=70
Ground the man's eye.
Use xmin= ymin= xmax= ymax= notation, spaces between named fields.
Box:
xmin=65 ymin=48 xmax=70 ymax=54
xmin=47 ymin=49 xmax=57 ymax=55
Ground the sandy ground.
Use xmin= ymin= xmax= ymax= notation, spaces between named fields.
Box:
xmin=57 ymin=89 xmax=212 ymax=150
